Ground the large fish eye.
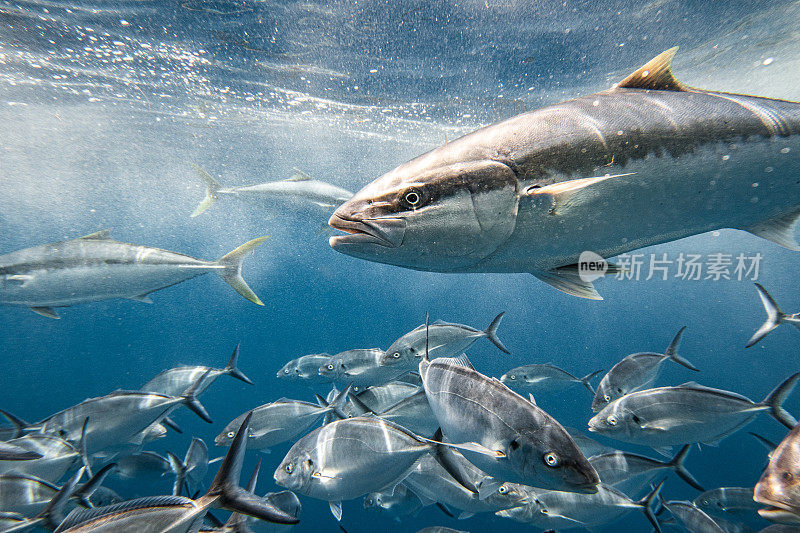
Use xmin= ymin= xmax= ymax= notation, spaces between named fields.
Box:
xmin=392 ymin=352 xmax=400 ymax=359
xmin=509 ymin=375 xmax=516 ymax=380
xmin=603 ymin=394 xmax=611 ymax=402
xmin=401 ymin=187 xmax=424 ymax=209
xmin=543 ymin=452 xmax=560 ymax=467
xmin=540 ymin=508 xmax=549 ymax=515
xmin=498 ymin=485 xmax=509 ymax=494
xmin=284 ymin=368 xmax=290 ymax=374
xmin=284 ymin=463 xmax=293 ymax=474
xmin=327 ymin=364 xmax=334 ymax=370
xmin=226 ymin=431 xmax=235 ymax=438
xmin=607 ymin=415 xmax=617 ymax=426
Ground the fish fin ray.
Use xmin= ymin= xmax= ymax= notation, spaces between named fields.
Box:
xmin=286 ymin=168 xmax=313 ymax=181
xmin=190 ymin=163 xmax=221 ymax=217
xmin=77 ymin=229 xmax=112 ymax=240
xmin=531 ymin=269 xmax=603 ymax=300
xmin=215 ymin=237 xmax=268 ymax=306
xmin=615 ymin=47 xmax=684 ymax=92
xmin=745 ymin=205 xmax=800 ymax=251
xmin=329 ymin=500 xmax=343 ymax=521
xmin=30 ymin=306 xmax=60 ymax=319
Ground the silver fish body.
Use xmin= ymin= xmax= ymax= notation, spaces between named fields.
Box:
xmin=501 ymin=364 xmax=601 ymax=394
xmin=0 ymin=434 xmax=79 ymax=482
xmin=215 ymin=400 xmax=331 ymax=450
xmin=419 ymin=354 xmax=599 ymax=492
xmin=662 ymin=500 xmax=727 ymax=533
xmin=589 ymin=445 xmax=702 ymax=495
xmin=588 ymin=376 xmax=799 ymax=448
xmin=273 ymin=417 xmax=434 ymax=502
xmin=363 ymin=484 xmax=423 ymax=519
xmin=0 ymin=232 xmax=266 ymax=316
xmin=115 ymin=451 xmax=172 ymax=479
xmin=318 ymin=348 xmax=395 ymax=387
xmin=277 ymin=353 xmax=332 ymax=381
xmin=329 ymin=49 xmax=800 ymax=300
xmin=695 ymin=487 xmax=762 ymax=519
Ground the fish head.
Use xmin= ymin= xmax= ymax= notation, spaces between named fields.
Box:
xmin=318 ymin=360 xmax=340 ymax=380
xmin=493 ymin=482 xmax=534 ymax=508
xmin=755 ymin=424 xmax=800 ymax=521
xmin=363 ymin=493 xmax=379 ymax=510
xmin=329 ymin=160 xmax=519 ymax=271
xmin=508 ymin=431 xmax=600 ymax=493
xmin=380 ymin=337 xmax=418 ymax=367
xmin=277 ymin=361 xmax=298 ymax=379
xmin=590 ymin=378 xmax=621 ymax=412
xmin=214 ymin=419 xmax=250 ymax=447
xmin=274 ymin=450 xmax=315 ymax=493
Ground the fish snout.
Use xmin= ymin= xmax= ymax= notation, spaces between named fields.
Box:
xmin=329 ymin=212 xmax=407 ymax=249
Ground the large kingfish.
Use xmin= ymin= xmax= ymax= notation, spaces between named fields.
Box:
xmin=0 ymin=230 xmax=266 ymax=318
xmin=755 ymin=422 xmax=800 ymax=524
xmin=329 ymin=48 xmax=800 ymax=299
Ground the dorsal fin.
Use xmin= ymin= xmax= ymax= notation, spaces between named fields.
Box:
xmin=615 ymin=47 xmax=685 ymax=92
xmin=285 ymin=168 xmax=312 ymax=182
xmin=77 ymin=229 xmax=112 ymax=240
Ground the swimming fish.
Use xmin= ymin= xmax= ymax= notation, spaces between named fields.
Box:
xmin=191 ymin=164 xmax=354 ymax=216
xmin=141 ymin=344 xmax=253 ymax=398
xmin=54 ymin=412 xmax=300 ymax=532
xmin=419 ymin=349 xmax=599 ymax=492
xmin=348 ymin=388 xmax=439 ymax=436
xmin=168 ymin=438 xmax=209 ymax=496
xmin=747 ymin=283 xmax=800 ymax=348
xmin=755 ymin=422 xmax=800 ymax=524
xmin=363 ymin=484 xmax=423 ymax=520
xmin=589 ymin=445 xmax=704 ymax=494
xmin=694 ymin=487 xmax=763 ymax=520
xmin=329 ymin=48 xmax=800 ymax=300
xmin=592 ymin=326 xmax=698 ymax=411
xmin=0 ymin=434 xmax=80 ymax=482
xmin=0 ymin=230 xmax=267 ymax=318
xmin=379 ymin=312 xmax=509 ymax=371
xmin=114 ymin=451 xmax=173 ymax=480
xmin=317 ymin=348 xmax=397 ymax=387
xmin=588 ymin=374 xmax=800 ymax=451
xmin=659 ymin=498 xmax=727 ymax=533
xmin=276 ymin=353 xmax=332 ymax=382
xmin=501 ymin=364 xmax=603 ymax=394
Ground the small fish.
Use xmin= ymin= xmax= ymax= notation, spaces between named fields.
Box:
xmin=346 ymin=381 xmax=421 ymax=414
xmin=659 ymin=498 xmax=727 ymax=533
xmin=168 ymin=438 xmax=209 ymax=496
xmin=588 ymin=374 xmax=800 ymax=451
xmin=348 ymin=388 xmax=438 ymax=436
xmin=363 ymin=484 xmax=423 ymax=519
xmin=273 ymin=416 xmax=477 ymax=521
xmin=747 ymin=283 xmax=800 ymax=348
xmin=496 ymin=480 xmax=664 ymax=531
xmin=318 ymin=348 xmax=397 ymax=387
xmin=0 ymin=230 xmax=267 ymax=318
xmin=380 ymin=312 xmax=509 ymax=372
xmin=0 ymin=434 xmax=81 ymax=482
xmin=501 ymin=364 xmax=603 ymax=394
xmin=589 ymin=445 xmax=704 ymax=494
xmin=694 ymin=487 xmax=763 ymax=519
xmin=277 ymin=353 xmax=332 ymax=382
xmin=190 ymin=164 xmax=354 ymax=217
xmin=54 ymin=412 xmax=299 ymax=532
xmin=420 ymin=348 xmax=599 ymax=492
xmin=755 ymin=422 xmax=800 ymax=524
xmin=592 ymin=326 xmax=698 ymax=412
xmin=115 ymin=451 xmax=172 ymax=479
xmin=215 ymin=388 xmax=349 ymax=450
xmin=140 ymin=344 xmax=253 ymax=397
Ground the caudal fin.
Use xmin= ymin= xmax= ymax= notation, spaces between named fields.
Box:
xmin=664 ymin=326 xmax=698 ymax=371
xmin=579 ymin=369 xmax=604 ymax=394
xmin=636 ymin=478 xmax=666 ymax=533
xmin=747 ymin=283 xmax=786 ymax=348
xmin=762 ymin=372 xmax=800 ymax=428
xmin=206 ymin=412 xmax=300 ymax=525
xmin=484 ymin=312 xmax=510 ymax=354
xmin=216 ymin=237 xmax=268 ymax=306
xmin=224 ymin=343 xmax=253 ymax=385
xmin=667 ymin=445 xmax=704 ymax=491
xmin=190 ymin=163 xmax=221 ymax=217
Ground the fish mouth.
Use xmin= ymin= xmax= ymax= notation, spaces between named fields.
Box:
xmin=757 ymin=505 xmax=800 ymax=524
xmin=328 ymin=214 xmax=406 ymax=248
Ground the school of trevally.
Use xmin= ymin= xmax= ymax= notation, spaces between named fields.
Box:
xmin=3 ymin=1 xmax=800 ymax=533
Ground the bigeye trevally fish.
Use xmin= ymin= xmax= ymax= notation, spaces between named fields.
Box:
xmin=747 ymin=283 xmax=800 ymax=348
xmin=379 ymin=312 xmax=509 ymax=372
xmin=54 ymin=412 xmax=300 ymax=532
xmin=588 ymin=374 xmax=800 ymax=452
xmin=276 ymin=353 xmax=332 ymax=382
xmin=317 ymin=348 xmax=397 ymax=387
xmin=755 ymin=423 xmax=800 ymax=524
xmin=419 ymin=350 xmax=600 ymax=492
xmin=0 ymin=230 xmax=267 ymax=318
xmin=190 ymin=164 xmax=354 ymax=217
xmin=694 ymin=487 xmax=763 ymax=520
xmin=329 ymin=48 xmax=800 ymax=300
xmin=592 ymin=326 xmax=698 ymax=412
xmin=659 ymin=498 xmax=727 ymax=533
xmin=363 ymin=484 xmax=423 ymax=520
xmin=140 ymin=344 xmax=253 ymax=397
xmin=501 ymin=364 xmax=603 ymax=395
xmin=588 ymin=445 xmax=704 ymax=495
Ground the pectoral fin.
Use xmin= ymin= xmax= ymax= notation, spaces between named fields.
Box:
xmin=329 ymin=500 xmax=342 ymax=521
xmin=30 ymin=306 xmax=60 ymax=319
xmin=531 ymin=269 xmax=603 ymax=300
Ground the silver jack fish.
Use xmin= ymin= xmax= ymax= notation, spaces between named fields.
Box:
xmin=588 ymin=445 xmax=703 ymax=495
xmin=659 ymin=498 xmax=727 ymax=533
xmin=329 ymin=48 xmax=800 ymax=299
xmin=277 ymin=353 xmax=332 ymax=382
xmin=501 ymin=364 xmax=603 ymax=395
xmin=747 ymin=283 xmax=800 ymax=348
xmin=755 ymin=422 xmax=800 ymax=524
xmin=191 ymin=164 xmax=354 ymax=217
xmin=0 ymin=230 xmax=267 ymax=318
xmin=588 ymin=373 xmax=800 ymax=452
xmin=592 ymin=326 xmax=698 ymax=412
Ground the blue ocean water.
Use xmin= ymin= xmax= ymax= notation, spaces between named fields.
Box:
xmin=1 ymin=0 xmax=800 ymax=531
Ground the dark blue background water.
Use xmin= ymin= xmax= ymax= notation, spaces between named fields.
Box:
xmin=1 ymin=0 xmax=800 ymax=531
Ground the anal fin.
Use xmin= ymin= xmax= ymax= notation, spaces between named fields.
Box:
xmin=30 ymin=306 xmax=60 ymax=319
xmin=531 ymin=269 xmax=602 ymax=300
xmin=745 ymin=206 xmax=800 ymax=251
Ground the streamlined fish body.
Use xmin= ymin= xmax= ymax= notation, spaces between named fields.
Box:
xmin=330 ymin=48 xmax=800 ymax=299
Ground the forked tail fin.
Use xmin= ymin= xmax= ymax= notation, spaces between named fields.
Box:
xmin=483 ymin=312 xmax=510 ymax=354
xmin=747 ymin=283 xmax=787 ymax=348
xmin=224 ymin=343 xmax=253 ymax=385
xmin=667 ymin=445 xmax=704 ymax=491
xmin=761 ymin=372 xmax=800 ymax=428
xmin=578 ymin=369 xmax=604 ymax=394
xmin=190 ymin=163 xmax=221 ymax=217
xmin=636 ymin=478 xmax=666 ymax=533
xmin=215 ymin=237 xmax=268 ymax=306
xmin=664 ymin=326 xmax=698 ymax=371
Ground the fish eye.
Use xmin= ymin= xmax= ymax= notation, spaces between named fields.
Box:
xmin=392 ymin=352 xmax=400 ymax=359
xmin=284 ymin=368 xmax=290 ymax=374
xmin=784 ymin=471 xmax=794 ymax=481
xmin=509 ymin=375 xmax=516 ymax=380
xmin=603 ymin=394 xmax=611 ymax=402
xmin=498 ymin=485 xmax=508 ymax=494
xmin=227 ymin=431 xmax=235 ymax=438
xmin=327 ymin=364 xmax=334 ymax=370
xmin=607 ymin=415 xmax=617 ymax=426
xmin=543 ymin=452 xmax=560 ymax=467
xmin=284 ymin=463 xmax=293 ymax=474
xmin=540 ymin=508 xmax=549 ymax=515
xmin=401 ymin=188 xmax=424 ymax=208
